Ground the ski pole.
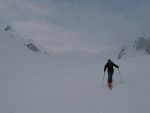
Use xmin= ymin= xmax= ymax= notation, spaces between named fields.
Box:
xmin=118 ymin=69 xmax=123 ymax=83
xmin=102 ymin=72 xmax=105 ymax=86
xmin=103 ymin=72 xmax=105 ymax=81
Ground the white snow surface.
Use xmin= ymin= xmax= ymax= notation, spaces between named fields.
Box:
xmin=0 ymin=31 xmax=150 ymax=113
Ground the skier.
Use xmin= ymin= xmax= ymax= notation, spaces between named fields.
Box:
xmin=104 ymin=59 xmax=119 ymax=89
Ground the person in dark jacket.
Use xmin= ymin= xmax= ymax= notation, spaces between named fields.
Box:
xmin=104 ymin=59 xmax=119 ymax=88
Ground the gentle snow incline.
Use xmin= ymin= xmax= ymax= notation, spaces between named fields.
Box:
xmin=0 ymin=31 xmax=150 ymax=113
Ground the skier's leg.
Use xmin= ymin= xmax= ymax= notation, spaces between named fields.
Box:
xmin=108 ymin=71 xmax=113 ymax=88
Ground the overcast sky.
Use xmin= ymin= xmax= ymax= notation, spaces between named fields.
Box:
xmin=0 ymin=0 xmax=150 ymax=53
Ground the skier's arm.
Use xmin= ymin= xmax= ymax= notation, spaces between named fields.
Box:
xmin=113 ymin=63 xmax=119 ymax=69
xmin=104 ymin=64 xmax=107 ymax=72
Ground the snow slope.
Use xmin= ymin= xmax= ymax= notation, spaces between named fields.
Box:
xmin=0 ymin=31 xmax=150 ymax=113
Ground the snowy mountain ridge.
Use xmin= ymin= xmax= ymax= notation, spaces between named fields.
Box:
xmin=4 ymin=27 xmax=54 ymax=55
xmin=2 ymin=26 xmax=150 ymax=60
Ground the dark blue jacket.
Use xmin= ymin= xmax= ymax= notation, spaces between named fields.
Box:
xmin=104 ymin=62 xmax=119 ymax=72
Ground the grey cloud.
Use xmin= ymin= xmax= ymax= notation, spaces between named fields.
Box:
xmin=1 ymin=0 xmax=150 ymax=53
